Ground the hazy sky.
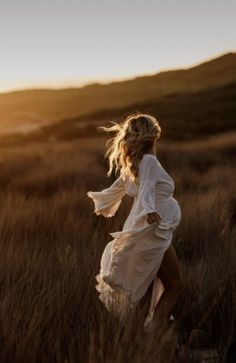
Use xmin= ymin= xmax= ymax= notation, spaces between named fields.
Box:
xmin=0 ymin=0 xmax=235 ymax=93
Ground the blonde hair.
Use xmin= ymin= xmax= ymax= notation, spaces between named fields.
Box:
xmin=98 ymin=112 xmax=161 ymax=183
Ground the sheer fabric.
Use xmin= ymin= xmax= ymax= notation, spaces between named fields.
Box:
xmin=87 ymin=175 xmax=126 ymax=218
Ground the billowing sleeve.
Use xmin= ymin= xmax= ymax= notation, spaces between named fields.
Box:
xmin=87 ymin=175 xmax=126 ymax=218
xmin=138 ymin=156 xmax=161 ymax=216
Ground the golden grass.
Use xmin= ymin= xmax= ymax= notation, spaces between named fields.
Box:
xmin=0 ymin=133 xmax=235 ymax=362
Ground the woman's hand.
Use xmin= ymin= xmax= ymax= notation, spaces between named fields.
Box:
xmin=147 ymin=212 xmax=161 ymax=225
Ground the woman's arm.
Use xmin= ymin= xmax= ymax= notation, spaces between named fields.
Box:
xmin=137 ymin=155 xmax=162 ymax=225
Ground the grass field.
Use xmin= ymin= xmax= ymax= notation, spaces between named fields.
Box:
xmin=0 ymin=131 xmax=235 ymax=362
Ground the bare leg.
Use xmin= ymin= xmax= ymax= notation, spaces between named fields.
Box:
xmin=153 ymin=244 xmax=184 ymax=325
xmin=136 ymin=279 xmax=154 ymax=323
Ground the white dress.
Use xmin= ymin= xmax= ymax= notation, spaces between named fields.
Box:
xmin=87 ymin=154 xmax=181 ymax=329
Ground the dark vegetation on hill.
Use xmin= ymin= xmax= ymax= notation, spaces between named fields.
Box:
xmin=24 ymin=81 xmax=236 ymax=141
xmin=0 ymin=80 xmax=235 ymax=147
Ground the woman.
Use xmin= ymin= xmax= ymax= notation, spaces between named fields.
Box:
xmin=87 ymin=112 xmax=184 ymax=332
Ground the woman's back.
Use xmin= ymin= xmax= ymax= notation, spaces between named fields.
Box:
xmin=124 ymin=154 xmax=175 ymax=200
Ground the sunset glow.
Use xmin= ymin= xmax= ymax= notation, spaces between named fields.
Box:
xmin=0 ymin=0 xmax=235 ymax=93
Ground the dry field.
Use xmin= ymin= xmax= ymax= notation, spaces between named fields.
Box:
xmin=0 ymin=132 xmax=235 ymax=362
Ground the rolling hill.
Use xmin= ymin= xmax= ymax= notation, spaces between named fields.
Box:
xmin=0 ymin=52 xmax=235 ymax=136
xmin=1 ymin=80 xmax=235 ymax=147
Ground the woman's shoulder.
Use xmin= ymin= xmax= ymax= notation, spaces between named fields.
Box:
xmin=137 ymin=154 xmax=163 ymax=181
xmin=140 ymin=154 xmax=161 ymax=168
xmin=141 ymin=155 xmax=174 ymax=183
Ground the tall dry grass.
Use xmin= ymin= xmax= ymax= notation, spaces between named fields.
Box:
xmin=0 ymin=133 xmax=235 ymax=362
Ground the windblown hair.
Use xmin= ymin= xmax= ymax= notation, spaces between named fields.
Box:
xmin=98 ymin=112 xmax=161 ymax=183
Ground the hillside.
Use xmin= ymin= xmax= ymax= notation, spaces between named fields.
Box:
xmin=0 ymin=52 xmax=235 ymax=135
xmin=1 ymin=80 xmax=235 ymax=146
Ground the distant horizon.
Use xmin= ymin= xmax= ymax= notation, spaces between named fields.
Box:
xmin=1 ymin=50 xmax=235 ymax=95
xmin=1 ymin=0 xmax=235 ymax=94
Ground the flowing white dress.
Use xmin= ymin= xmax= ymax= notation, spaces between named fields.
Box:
xmin=87 ymin=154 xmax=181 ymax=329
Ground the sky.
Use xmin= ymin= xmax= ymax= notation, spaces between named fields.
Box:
xmin=0 ymin=0 xmax=235 ymax=93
